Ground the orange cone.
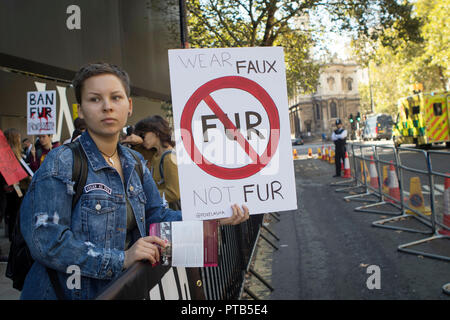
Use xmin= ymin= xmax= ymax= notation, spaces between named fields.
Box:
xmin=438 ymin=174 xmax=450 ymax=236
xmin=308 ymin=148 xmax=312 ymax=158
xmin=330 ymin=150 xmax=335 ymax=164
xmin=325 ymin=148 xmax=329 ymax=161
xmin=293 ymin=149 xmax=299 ymax=160
xmin=405 ymin=177 xmax=431 ymax=216
xmin=368 ymin=156 xmax=379 ymax=189
xmin=317 ymin=147 xmax=322 ymax=159
xmin=387 ymin=162 xmax=401 ymax=203
xmin=342 ymin=152 xmax=351 ymax=178
xmin=322 ymin=145 xmax=326 ymax=160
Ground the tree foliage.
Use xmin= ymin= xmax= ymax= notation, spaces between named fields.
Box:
xmin=186 ymin=0 xmax=424 ymax=98
xmin=352 ymin=0 xmax=448 ymax=116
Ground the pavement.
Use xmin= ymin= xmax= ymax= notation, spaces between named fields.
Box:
xmin=0 ymin=222 xmax=20 ymax=300
xmin=269 ymin=156 xmax=450 ymax=299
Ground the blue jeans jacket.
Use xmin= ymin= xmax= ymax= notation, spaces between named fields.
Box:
xmin=20 ymin=131 xmax=182 ymax=300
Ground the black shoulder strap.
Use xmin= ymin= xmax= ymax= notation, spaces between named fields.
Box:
xmin=158 ymin=150 xmax=175 ymax=185
xmin=67 ymin=140 xmax=88 ymax=210
xmin=129 ymin=150 xmax=144 ymax=184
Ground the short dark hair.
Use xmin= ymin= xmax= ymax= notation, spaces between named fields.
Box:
xmin=73 ymin=117 xmax=86 ymax=131
xmin=134 ymin=115 xmax=175 ymax=148
xmin=72 ymin=62 xmax=131 ymax=104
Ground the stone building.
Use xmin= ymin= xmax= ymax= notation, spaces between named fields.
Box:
xmin=289 ymin=60 xmax=361 ymax=139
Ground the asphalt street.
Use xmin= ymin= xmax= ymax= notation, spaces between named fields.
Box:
xmin=269 ymin=155 xmax=450 ymax=300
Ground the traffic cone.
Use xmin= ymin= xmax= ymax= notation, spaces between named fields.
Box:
xmin=405 ymin=176 xmax=431 ymax=216
xmin=293 ymin=149 xmax=299 ymax=160
xmin=317 ymin=147 xmax=322 ymax=159
xmin=368 ymin=156 xmax=379 ymax=189
xmin=438 ymin=174 xmax=450 ymax=236
xmin=329 ymin=150 xmax=335 ymax=164
xmin=387 ymin=162 xmax=401 ymax=203
xmin=322 ymin=145 xmax=326 ymax=160
xmin=382 ymin=165 xmax=389 ymax=195
xmin=342 ymin=152 xmax=351 ymax=178
xmin=308 ymin=148 xmax=312 ymax=158
xmin=325 ymin=148 xmax=329 ymax=161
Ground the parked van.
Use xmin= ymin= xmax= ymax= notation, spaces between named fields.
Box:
xmin=362 ymin=114 xmax=393 ymax=141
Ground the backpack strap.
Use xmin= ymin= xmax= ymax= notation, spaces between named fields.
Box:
xmin=129 ymin=150 xmax=144 ymax=184
xmin=67 ymin=140 xmax=88 ymax=210
xmin=158 ymin=150 xmax=175 ymax=186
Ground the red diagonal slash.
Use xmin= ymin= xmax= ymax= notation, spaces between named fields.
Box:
xmin=203 ymin=94 xmax=260 ymax=164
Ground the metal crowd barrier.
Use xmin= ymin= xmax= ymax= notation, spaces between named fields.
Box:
xmin=331 ymin=142 xmax=450 ymax=262
xmin=371 ymin=147 xmax=434 ymax=234
xmin=96 ymin=213 xmax=268 ymax=300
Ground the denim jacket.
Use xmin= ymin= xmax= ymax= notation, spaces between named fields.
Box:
xmin=20 ymin=131 xmax=182 ymax=300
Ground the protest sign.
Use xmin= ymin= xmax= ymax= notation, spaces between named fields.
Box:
xmin=168 ymin=47 xmax=297 ymax=220
xmin=0 ymin=130 xmax=29 ymax=186
xmin=27 ymin=90 xmax=56 ymax=135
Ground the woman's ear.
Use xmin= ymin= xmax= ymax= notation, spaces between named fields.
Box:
xmin=77 ymin=104 xmax=84 ymax=119
xmin=128 ymin=98 xmax=133 ymax=117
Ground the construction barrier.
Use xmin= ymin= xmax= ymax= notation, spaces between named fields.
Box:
xmin=96 ymin=214 xmax=273 ymax=299
xmin=331 ymin=142 xmax=450 ymax=262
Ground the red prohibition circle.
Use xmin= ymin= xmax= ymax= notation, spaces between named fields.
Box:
xmin=180 ymin=76 xmax=280 ymax=180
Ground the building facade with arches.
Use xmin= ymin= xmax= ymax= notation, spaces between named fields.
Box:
xmin=289 ymin=60 xmax=361 ymax=139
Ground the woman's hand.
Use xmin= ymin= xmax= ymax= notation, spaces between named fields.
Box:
xmin=123 ymin=236 xmax=167 ymax=269
xmin=218 ymin=204 xmax=250 ymax=226
xmin=121 ymin=133 xmax=143 ymax=146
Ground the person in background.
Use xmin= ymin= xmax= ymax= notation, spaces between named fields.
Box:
xmin=22 ymin=138 xmax=32 ymax=160
xmin=331 ymin=118 xmax=347 ymax=177
xmin=63 ymin=117 xmax=87 ymax=144
xmin=70 ymin=117 xmax=87 ymax=142
xmin=29 ymin=134 xmax=60 ymax=172
xmin=131 ymin=116 xmax=180 ymax=210
xmin=2 ymin=128 xmax=31 ymax=241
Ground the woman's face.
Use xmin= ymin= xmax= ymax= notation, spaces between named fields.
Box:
xmin=142 ymin=131 xmax=160 ymax=150
xmin=78 ymin=74 xmax=132 ymax=139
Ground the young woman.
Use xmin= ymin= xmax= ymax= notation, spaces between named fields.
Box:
xmin=19 ymin=63 xmax=249 ymax=300
xmin=128 ymin=116 xmax=180 ymax=210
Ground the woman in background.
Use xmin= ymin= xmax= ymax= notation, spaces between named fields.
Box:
xmin=2 ymin=128 xmax=31 ymax=240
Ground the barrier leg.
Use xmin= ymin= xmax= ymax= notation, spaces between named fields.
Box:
xmin=343 ymin=191 xmax=380 ymax=203
xmin=249 ymin=268 xmax=274 ymax=292
xmin=262 ymin=225 xmax=280 ymax=241
xmin=260 ymin=234 xmax=279 ymax=250
xmin=243 ymin=287 xmax=261 ymax=300
xmin=397 ymin=233 xmax=450 ymax=262
xmin=372 ymin=213 xmax=434 ymax=234
xmin=269 ymin=212 xmax=281 ymax=222
xmin=354 ymin=200 xmax=402 ymax=216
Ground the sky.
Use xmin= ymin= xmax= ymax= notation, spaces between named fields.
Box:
xmin=307 ymin=6 xmax=353 ymax=61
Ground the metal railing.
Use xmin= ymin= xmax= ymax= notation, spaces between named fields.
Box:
xmin=96 ymin=213 xmax=269 ymax=300
xmin=331 ymin=142 xmax=450 ymax=262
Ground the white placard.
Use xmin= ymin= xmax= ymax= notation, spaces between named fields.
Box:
xmin=171 ymin=221 xmax=204 ymax=267
xmin=169 ymin=47 xmax=297 ymax=220
xmin=27 ymin=90 xmax=57 ymax=135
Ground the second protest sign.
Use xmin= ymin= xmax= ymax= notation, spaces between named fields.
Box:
xmin=169 ymin=47 xmax=297 ymax=220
